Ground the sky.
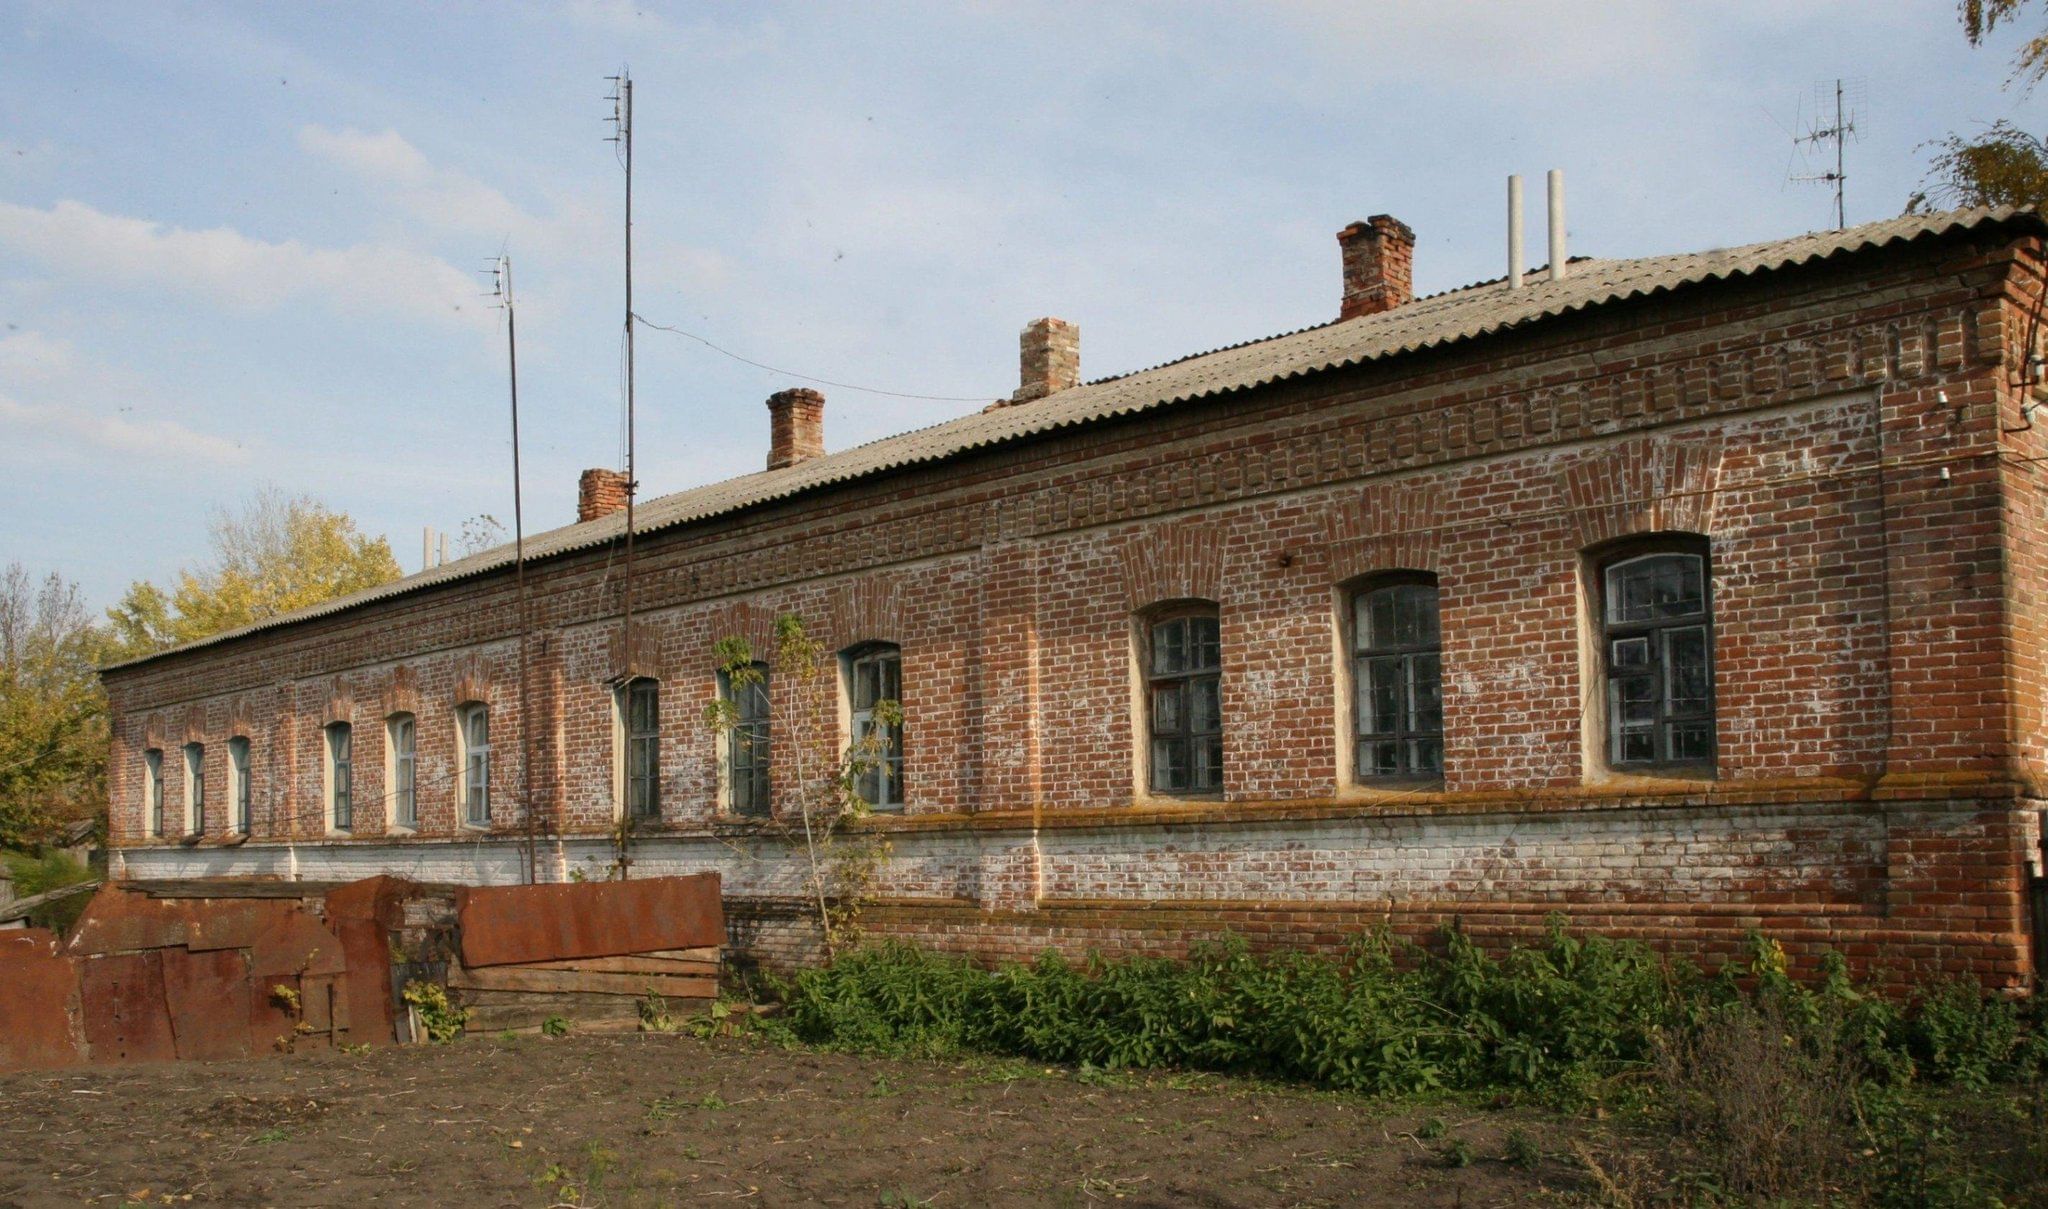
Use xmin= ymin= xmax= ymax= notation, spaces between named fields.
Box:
xmin=2 ymin=1 xmax=2043 ymax=610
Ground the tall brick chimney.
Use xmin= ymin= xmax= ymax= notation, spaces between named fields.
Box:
xmin=766 ymin=388 xmax=825 ymax=470
xmin=1011 ymin=317 xmax=1079 ymax=404
xmin=577 ymin=468 xmax=630 ymax=523
xmin=1337 ymin=215 xmax=1415 ymax=320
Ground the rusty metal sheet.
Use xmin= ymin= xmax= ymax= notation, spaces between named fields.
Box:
xmin=78 ymin=951 xmax=178 ymax=1065
xmin=457 ymin=874 xmax=723 ymax=968
xmin=66 ymin=887 xmax=199 ymax=955
xmin=0 ymin=933 xmax=85 ymax=1071
xmin=323 ymin=876 xmax=421 ymax=1047
xmin=246 ymin=902 xmax=348 ymax=978
xmin=161 ymin=947 xmax=253 ymax=1062
xmin=248 ymin=975 xmax=300 ymax=1054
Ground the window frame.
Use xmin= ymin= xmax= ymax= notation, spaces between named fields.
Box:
xmin=1591 ymin=538 xmax=1717 ymax=775
xmin=458 ymin=702 xmax=491 ymax=829
xmin=228 ymin=736 xmax=251 ymax=835
xmin=619 ymin=678 xmax=661 ymax=821
xmin=182 ymin=742 xmax=205 ymax=836
xmin=721 ymin=662 xmax=772 ymax=818
xmin=1143 ymin=604 xmax=1224 ymax=796
xmin=843 ymin=643 xmax=904 ymax=811
xmin=144 ymin=748 xmax=164 ymax=838
xmin=1348 ymin=574 xmax=1445 ymax=784
xmin=386 ymin=714 xmax=417 ymax=831
xmin=326 ymin=722 xmax=353 ymax=833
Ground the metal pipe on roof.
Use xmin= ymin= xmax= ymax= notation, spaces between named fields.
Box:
xmin=1547 ymin=169 xmax=1567 ymax=281
xmin=1508 ymin=174 xmax=1525 ymax=290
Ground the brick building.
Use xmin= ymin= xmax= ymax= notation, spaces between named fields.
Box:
xmin=103 ymin=207 xmax=2048 ymax=989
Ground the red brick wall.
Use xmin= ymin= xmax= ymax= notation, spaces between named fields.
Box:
xmin=104 ymin=232 xmax=2046 ymax=988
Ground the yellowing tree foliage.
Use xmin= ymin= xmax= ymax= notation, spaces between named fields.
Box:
xmin=0 ymin=564 xmax=108 ymax=846
xmin=107 ymin=487 xmax=403 ymax=660
xmin=1914 ymin=4 xmax=2048 ymax=213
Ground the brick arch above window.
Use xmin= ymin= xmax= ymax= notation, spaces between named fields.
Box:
xmin=451 ymin=654 xmax=494 ymax=708
xmin=319 ymin=682 xmax=355 ymax=728
xmin=606 ymin=619 xmax=663 ymax=681
xmin=828 ymin=578 xmax=901 ymax=651
xmin=702 ymin=601 xmax=779 ymax=669
xmin=1119 ymin=520 xmax=1224 ymax=611
xmin=1325 ymin=480 xmax=1447 ymax=582
xmin=178 ymin=704 xmax=207 ymax=745
xmin=142 ymin=713 xmax=168 ymax=750
xmin=1558 ymin=435 xmax=1726 ymax=551
xmin=380 ymin=664 xmax=421 ymax=719
xmin=226 ymin=694 xmax=257 ymax=737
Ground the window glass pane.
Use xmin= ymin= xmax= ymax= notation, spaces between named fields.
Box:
xmin=1151 ymin=737 xmax=1187 ymax=792
xmin=1408 ymin=653 xmax=1442 ymax=732
xmin=1364 ymin=657 xmax=1402 ymax=734
xmin=1410 ymin=737 xmax=1444 ymax=775
xmin=1366 ymin=740 xmax=1401 ymax=777
xmin=1612 ymin=636 xmax=1650 ymax=668
xmin=1664 ymin=627 xmax=1711 ymax=714
xmin=1150 ymin=685 xmax=1181 ymax=735
xmin=1667 ymin=720 xmax=1714 ymax=762
xmin=1189 ymin=676 xmax=1221 ymax=734
xmin=1151 ymin=618 xmax=1186 ymax=676
xmin=1194 ymin=737 xmax=1223 ymax=791
xmin=1367 ymin=590 xmax=1397 ymax=649
xmin=1189 ymin=617 xmax=1220 ymax=671
xmin=1615 ymin=673 xmax=1657 ymax=725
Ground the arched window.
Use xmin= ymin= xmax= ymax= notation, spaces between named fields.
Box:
xmin=183 ymin=742 xmax=206 ymax=836
xmin=144 ymin=748 xmax=164 ymax=838
xmin=325 ymin=723 xmax=353 ymax=833
xmin=458 ymin=703 xmax=490 ymax=827
xmin=619 ymin=678 xmax=661 ymax=820
xmin=1145 ymin=606 xmax=1223 ymax=794
xmin=1596 ymin=540 xmax=1715 ymax=770
xmin=385 ymin=716 xmax=416 ymax=829
xmin=844 ymin=643 xmax=903 ymax=809
xmin=1350 ymin=575 xmax=1443 ymax=780
xmin=228 ymin=736 xmax=252 ymax=835
xmin=720 ymin=662 xmax=771 ymax=817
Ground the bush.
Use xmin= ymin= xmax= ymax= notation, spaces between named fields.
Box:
xmin=2 ymin=848 xmax=92 ymax=898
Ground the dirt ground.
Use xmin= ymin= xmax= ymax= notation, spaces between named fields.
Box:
xmin=0 ymin=1034 xmax=1601 ymax=1207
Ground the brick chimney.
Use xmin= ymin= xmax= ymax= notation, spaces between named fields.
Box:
xmin=1010 ymin=317 xmax=1079 ymax=404
xmin=1337 ymin=215 xmax=1415 ymax=320
xmin=577 ymin=468 xmax=630 ymax=523
xmin=766 ymin=388 xmax=825 ymax=470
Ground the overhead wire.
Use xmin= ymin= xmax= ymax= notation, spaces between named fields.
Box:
xmin=632 ymin=313 xmax=994 ymax=403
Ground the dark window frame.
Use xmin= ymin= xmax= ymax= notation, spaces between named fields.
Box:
xmin=183 ymin=742 xmax=205 ymax=836
xmin=459 ymin=703 xmax=490 ymax=828
xmin=145 ymin=748 xmax=164 ymax=838
xmin=1593 ymin=537 xmax=1717 ymax=774
xmin=1349 ymin=573 xmax=1445 ymax=783
xmin=387 ymin=715 xmax=416 ymax=829
xmin=1144 ymin=604 xmax=1224 ymax=796
xmin=844 ymin=643 xmax=904 ymax=810
xmin=722 ymin=662 xmax=771 ymax=818
xmin=622 ymin=678 xmax=661 ymax=821
xmin=326 ymin=722 xmax=353 ymax=832
xmin=228 ymin=736 xmax=251 ymax=834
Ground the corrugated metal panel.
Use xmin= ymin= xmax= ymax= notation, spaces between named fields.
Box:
xmin=103 ymin=206 xmax=2040 ymax=670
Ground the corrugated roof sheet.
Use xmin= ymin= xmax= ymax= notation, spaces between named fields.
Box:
xmin=106 ymin=205 xmax=2039 ymax=671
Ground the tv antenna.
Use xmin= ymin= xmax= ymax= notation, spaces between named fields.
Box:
xmin=605 ymin=68 xmax=640 ymax=691
xmin=486 ymin=255 xmax=540 ymax=885
xmin=1792 ymin=77 xmax=1863 ymax=231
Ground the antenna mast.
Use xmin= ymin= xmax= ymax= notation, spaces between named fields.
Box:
xmin=607 ymin=69 xmax=639 ymax=683
xmin=491 ymin=256 xmax=539 ymax=886
xmin=1793 ymin=77 xmax=1859 ymax=231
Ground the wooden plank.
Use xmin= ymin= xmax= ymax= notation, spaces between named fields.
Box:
xmin=446 ymin=965 xmax=717 ymax=998
xmin=508 ymin=955 xmax=718 ymax=977
xmin=462 ymin=992 xmax=710 ymax=1033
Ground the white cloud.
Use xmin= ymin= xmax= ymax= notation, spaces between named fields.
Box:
xmin=0 ymin=198 xmax=491 ymax=329
xmin=296 ymin=125 xmax=539 ymax=241
xmin=0 ymin=394 xmax=249 ymax=463
xmin=0 ymin=326 xmax=78 ymax=382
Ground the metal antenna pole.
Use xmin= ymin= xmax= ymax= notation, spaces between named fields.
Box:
xmin=498 ymin=257 xmax=538 ymax=886
xmin=621 ymin=72 xmax=638 ymax=680
xmin=1834 ymin=78 xmax=1846 ymax=231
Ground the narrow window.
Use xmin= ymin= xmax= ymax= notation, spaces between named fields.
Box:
xmin=326 ymin=722 xmax=353 ymax=832
xmin=1599 ymin=544 xmax=1716 ymax=770
xmin=621 ymin=679 xmax=661 ymax=820
xmin=1146 ymin=609 xmax=1223 ymax=794
xmin=183 ymin=742 xmax=205 ymax=835
xmin=228 ymin=737 xmax=251 ymax=834
xmin=1352 ymin=577 xmax=1444 ymax=780
xmin=723 ymin=662 xmax=771 ymax=817
xmin=144 ymin=748 xmax=164 ymax=837
xmin=459 ymin=703 xmax=490 ymax=827
xmin=387 ymin=715 xmax=417 ymax=829
xmin=845 ymin=644 xmax=904 ymax=809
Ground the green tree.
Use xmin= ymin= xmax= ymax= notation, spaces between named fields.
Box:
xmin=106 ymin=486 xmax=402 ymax=659
xmin=0 ymin=564 xmax=108 ymax=847
xmin=1915 ymin=3 xmax=2048 ymax=211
